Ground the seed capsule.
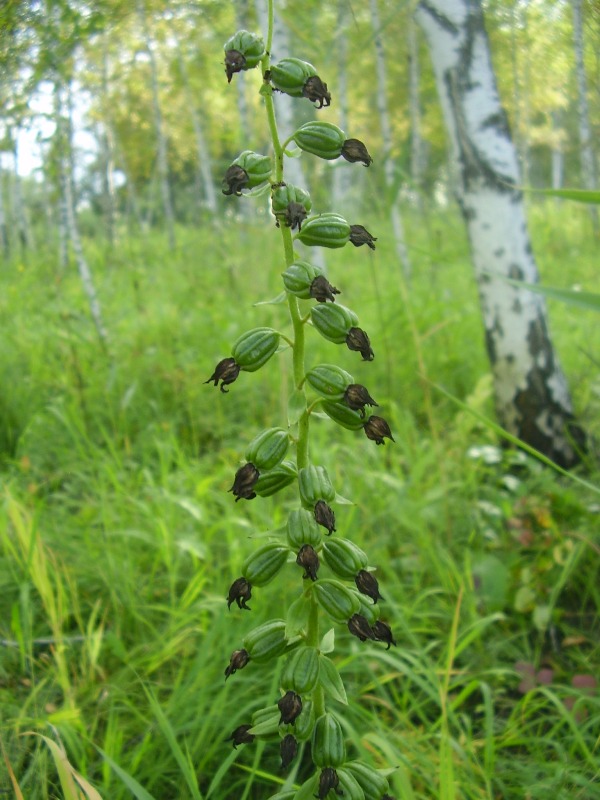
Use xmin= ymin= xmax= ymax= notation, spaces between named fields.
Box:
xmin=223 ymin=30 xmax=265 ymax=82
xmin=227 ymin=577 xmax=252 ymax=610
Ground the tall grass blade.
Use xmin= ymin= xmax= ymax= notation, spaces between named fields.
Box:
xmin=93 ymin=745 xmax=157 ymax=800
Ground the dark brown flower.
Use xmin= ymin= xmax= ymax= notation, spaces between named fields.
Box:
xmin=227 ymin=723 xmax=254 ymax=748
xmin=224 ymin=648 xmax=250 ymax=679
xmin=341 ymin=139 xmax=373 ymax=167
xmin=225 ymin=49 xmax=247 ymax=83
xmin=278 ymin=690 xmax=303 ymax=725
xmin=348 ymin=613 xmax=376 ymax=642
xmin=302 ymin=75 xmax=331 ymax=108
xmin=355 ymin=569 xmax=384 ymax=603
xmin=316 ymin=768 xmax=343 ymax=799
xmin=227 ymin=577 xmax=252 ymax=610
xmin=349 ymin=224 xmax=377 ymax=250
xmin=280 ymin=734 xmax=298 ymax=769
xmin=296 ymin=544 xmax=320 ymax=581
xmin=222 ymin=164 xmax=249 ymax=196
xmin=205 ymin=357 xmax=241 ymax=393
xmin=276 ymin=201 xmax=308 ymax=231
xmin=343 ymin=384 xmax=378 ymax=417
xmin=310 ymin=275 xmax=340 ymax=303
xmin=372 ymin=620 xmax=396 ymax=649
xmin=314 ymin=500 xmax=336 ymax=535
xmin=229 ymin=463 xmax=260 ymax=501
xmin=363 ymin=416 xmax=395 ymax=446
xmin=346 ymin=327 xmax=374 ymax=361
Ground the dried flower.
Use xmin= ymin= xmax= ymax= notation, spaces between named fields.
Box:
xmin=205 ymin=357 xmax=241 ymax=392
xmin=229 ymin=462 xmax=260 ymax=501
xmin=355 ymin=569 xmax=384 ymax=603
xmin=343 ymin=384 xmax=378 ymax=417
xmin=348 ymin=613 xmax=376 ymax=642
xmin=372 ymin=620 xmax=396 ymax=649
xmin=227 ymin=577 xmax=252 ymax=610
xmin=346 ymin=327 xmax=374 ymax=361
xmin=225 ymin=49 xmax=246 ymax=83
xmin=225 ymin=648 xmax=250 ymax=679
xmin=222 ymin=164 xmax=249 ymax=196
xmin=314 ymin=500 xmax=336 ymax=535
xmin=278 ymin=690 xmax=303 ymax=725
xmin=316 ymin=768 xmax=343 ymax=799
xmin=276 ymin=201 xmax=308 ymax=231
xmin=349 ymin=224 xmax=377 ymax=250
xmin=280 ymin=733 xmax=298 ymax=769
xmin=363 ymin=416 xmax=395 ymax=445
xmin=302 ymin=75 xmax=331 ymax=108
xmin=296 ymin=544 xmax=320 ymax=581
xmin=310 ymin=275 xmax=340 ymax=303
xmin=341 ymin=139 xmax=373 ymax=167
xmin=227 ymin=723 xmax=254 ymax=748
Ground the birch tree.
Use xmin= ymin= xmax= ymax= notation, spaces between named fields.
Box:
xmin=416 ymin=0 xmax=584 ymax=467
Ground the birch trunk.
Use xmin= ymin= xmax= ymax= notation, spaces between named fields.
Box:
xmin=138 ymin=0 xmax=176 ymax=248
xmin=331 ymin=0 xmax=354 ymax=211
xmin=11 ymin=136 xmax=34 ymax=252
xmin=55 ymin=81 xmax=109 ymax=349
xmin=572 ymin=0 xmax=599 ymax=235
xmin=100 ymin=39 xmax=116 ymax=246
xmin=0 ymin=172 xmax=9 ymax=259
xmin=408 ymin=15 xmax=424 ymax=206
xmin=369 ymin=0 xmax=412 ymax=278
xmin=416 ymin=0 xmax=583 ymax=467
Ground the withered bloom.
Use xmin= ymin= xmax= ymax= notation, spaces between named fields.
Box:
xmin=225 ymin=49 xmax=246 ymax=83
xmin=280 ymin=734 xmax=298 ymax=769
xmin=355 ymin=569 xmax=384 ymax=603
xmin=205 ymin=357 xmax=241 ymax=393
xmin=316 ymin=768 xmax=343 ymax=799
xmin=278 ymin=690 xmax=303 ymax=725
xmin=363 ymin=415 xmax=395 ymax=446
xmin=276 ymin=201 xmax=308 ymax=231
xmin=302 ymin=75 xmax=331 ymax=108
xmin=296 ymin=544 xmax=320 ymax=581
xmin=348 ymin=613 xmax=376 ymax=642
xmin=227 ymin=577 xmax=252 ymax=610
xmin=224 ymin=648 xmax=250 ymax=679
xmin=341 ymin=138 xmax=373 ymax=167
xmin=227 ymin=723 xmax=254 ymax=748
xmin=314 ymin=500 xmax=336 ymax=535
xmin=310 ymin=275 xmax=340 ymax=303
xmin=350 ymin=224 xmax=377 ymax=250
xmin=372 ymin=620 xmax=397 ymax=649
xmin=229 ymin=463 xmax=260 ymax=501
xmin=222 ymin=164 xmax=249 ymax=196
xmin=346 ymin=327 xmax=374 ymax=361
xmin=343 ymin=383 xmax=378 ymax=417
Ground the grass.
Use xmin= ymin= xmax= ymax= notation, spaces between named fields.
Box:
xmin=0 ymin=200 xmax=599 ymax=799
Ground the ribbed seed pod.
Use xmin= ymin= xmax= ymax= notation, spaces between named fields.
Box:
xmin=296 ymin=213 xmax=351 ymax=249
xmin=232 ymin=327 xmax=280 ymax=372
xmin=343 ymin=762 xmax=390 ymax=800
xmin=313 ymin=579 xmax=361 ymax=625
xmin=242 ymin=543 xmax=290 ymax=587
xmin=305 ymin=364 xmax=354 ymax=400
xmin=311 ymin=304 xmax=359 ymax=344
xmin=281 ymin=646 xmax=320 ymax=694
xmin=242 ymin=619 xmax=288 ymax=663
xmin=254 ymin=461 xmax=297 ymax=497
xmin=298 ymin=465 xmax=336 ymax=507
xmin=322 ymin=401 xmax=366 ymax=431
xmin=322 ymin=538 xmax=368 ymax=580
xmin=282 ymin=261 xmax=324 ymax=298
xmin=293 ymin=121 xmax=346 ymax=160
xmin=269 ymin=57 xmax=318 ymax=97
xmin=245 ymin=427 xmax=289 ymax=470
xmin=312 ymin=712 xmax=346 ymax=768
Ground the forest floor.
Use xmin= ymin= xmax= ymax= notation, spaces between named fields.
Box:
xmin=0 ymin=201 xmax=599 ymax=800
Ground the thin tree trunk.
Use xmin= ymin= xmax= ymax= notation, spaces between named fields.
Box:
xmin=0 ymin=170 xmax=9 ymax=259
xmin=551 ymin=110 xmax=564 ymax=197
xmin=55 ymin=80 xmax=109 ymax=349
xmin=572 ymin=0 xmax=599 ymax=235
xmin=408 ymin=14 xmax=424 ymax=207
xmin=332 ymin=0 xmax=354 ymax=211
xmin=417 ymin=0 xmax=584 ymax=467
xmin=11 ymin=136 xmax=34 ymax=253
xmin=138 ymin=0 xmax=176 ymax=248
xmin=100 ymin=38 xmax=116 ymax=246
xmin=370 ymin=0 xmax=412 ymax=278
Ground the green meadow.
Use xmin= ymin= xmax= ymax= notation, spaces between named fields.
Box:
xmin=1 ymin=202 xmax=599 ymax=799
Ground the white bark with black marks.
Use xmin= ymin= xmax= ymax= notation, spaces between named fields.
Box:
xmin=417 ymin=0 xmax=583 ymax=467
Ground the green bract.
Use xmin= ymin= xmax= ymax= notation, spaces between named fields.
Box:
xmin=305 ymin=364 xmax=354 ymax=400
xmin=232 ymin=327 xmax=280 ymax=372
xmin=298 ymin=465 xmax=336 ymax=507
xmin=312 ymin=712 xmax=346 ymax=768
xmin=245 ymin=427 xmax=290 ymax=470
xmin=322 ymin=538 xmax=368 ymax=580
xmin=296 ymin=213 xmax=351 ymax=248
xmin=313 ymin=579 xmax=361 ymax=624
xmin=243 ymin=619 xmax=288 ymax=662
xmin=286 ymin=508 xmax=322 ymax=550
xmin=281 ymin=646 xmax=320 ymax=694
xmin=293 ymin=121 xmax=346 ymax=160
xmin=311 ymin=303 xmax=359 ymax=344
xmin=230 ymin=150 xmax=272 ymax=188
xmin=270 ymin=57 xmax=317 ymax=97
xmin=322 ymin=400 xmax=365 ymax=430
xmin=224 ymin=30 xmax=265 ymax=68
xmin=242 ymin=543 xmax=290 ymax=586
xmin=254 ymin=460 xmax=297 ymax=497
xmin=282 ymin=260 xmax=324 ymax=298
